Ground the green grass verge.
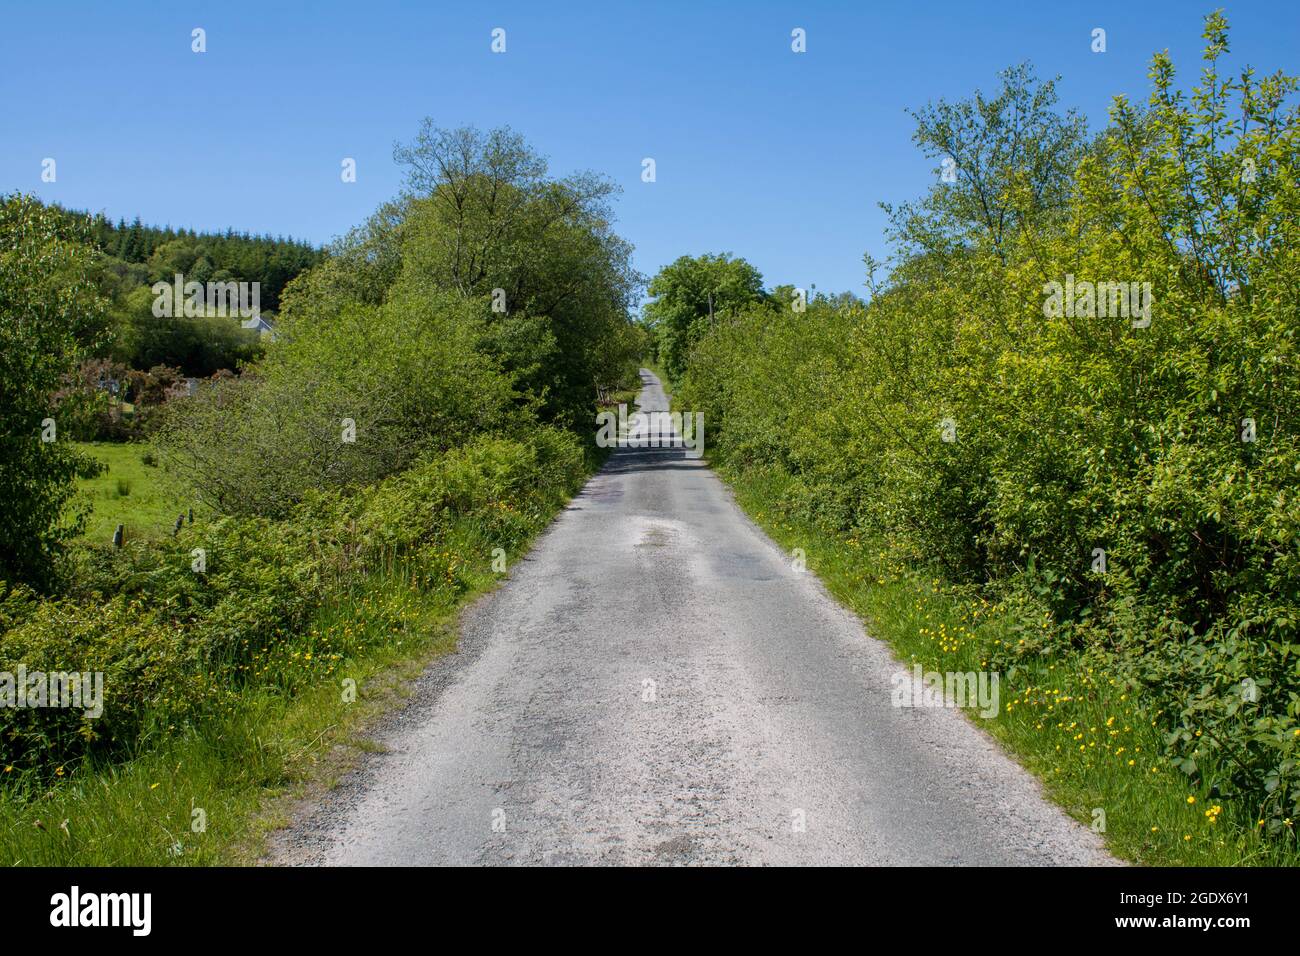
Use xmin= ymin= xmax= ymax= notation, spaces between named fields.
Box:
xmin=718 ymin=462 xmax=1297 ymax=867
xmin=0 ymin=516 xmax=558 ymax=865
xmin=73 ymin=442 xmax=194 ymax=544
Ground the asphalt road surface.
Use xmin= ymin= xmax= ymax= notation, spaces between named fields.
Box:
xmin=273 ymin=370 xmax=1114 ymax=866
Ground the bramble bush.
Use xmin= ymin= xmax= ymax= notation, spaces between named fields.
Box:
xmin=676 ymin=14 xmax=1300 ymax=834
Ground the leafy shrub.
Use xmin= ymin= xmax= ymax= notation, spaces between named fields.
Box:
xmin=0 ymin=194 xmax=110 ymax=588
xmin=155 ymin=289 xmax=515 ymax=518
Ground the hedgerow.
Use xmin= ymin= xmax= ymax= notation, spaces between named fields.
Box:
xmin=676 ymin=14 xmax=1300 ymax=838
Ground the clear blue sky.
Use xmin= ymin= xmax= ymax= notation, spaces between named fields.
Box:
xmin=3 ymin=0 xmax=1296 ymax=301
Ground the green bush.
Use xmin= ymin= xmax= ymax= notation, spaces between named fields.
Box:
xmin=155 ymin=289 xmax=515 ymax=518
xmin=0 ymin=194 xmax=110 ymax=588
xmin=353 ymin=429 xmax=584 ymax=555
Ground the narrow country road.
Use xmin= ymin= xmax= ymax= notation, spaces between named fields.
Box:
xmin=273 ymin=370 xmax=1114 ymax=866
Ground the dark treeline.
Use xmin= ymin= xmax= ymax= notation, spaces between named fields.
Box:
xmin=53 ymin=206 xmax=322 ymax=313
xmin=24 ymin=206 xmax=327 ymax=390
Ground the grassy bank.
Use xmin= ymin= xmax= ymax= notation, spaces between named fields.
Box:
xmin=718 ymin=462 xmax=1296 ymax=866
xmin=0 ymin=556 xmax=482 ymax=865
xmin=0 ymin=431 xmax=590 ymax=865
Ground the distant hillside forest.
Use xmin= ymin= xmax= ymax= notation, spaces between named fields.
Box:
xmin=40 ymin=204 xmax=323 ymax=382
xmin=7 ymin=204 xmax=327 ymax=442
xmin=59 ymin=206 xmax=322 ymax=313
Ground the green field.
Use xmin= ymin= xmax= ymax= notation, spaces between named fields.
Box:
xmin=74 ymin=442 xmax=194 ymax=543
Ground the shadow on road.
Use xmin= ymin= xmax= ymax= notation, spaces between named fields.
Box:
xmin=597 ymin=445 xmax=704 ymax=475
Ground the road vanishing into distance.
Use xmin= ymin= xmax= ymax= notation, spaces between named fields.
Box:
xmin=274 ymin=370 xmax=1114 ymax=866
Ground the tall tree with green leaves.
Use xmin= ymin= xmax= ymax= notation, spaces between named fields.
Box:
xmin=644 ymin=253 xmax=766 ymax=380
xmin=0 ymin=194 xmax=109 ymax=588
xmin=390 ymin=120 xmax=642 ymax=427
xmin=884 ymin=63 xmax=1087 ymax=264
